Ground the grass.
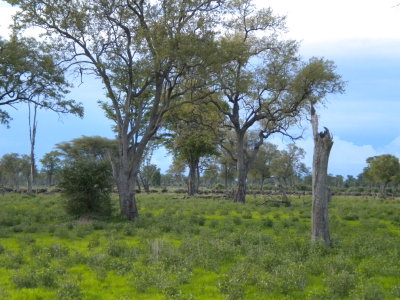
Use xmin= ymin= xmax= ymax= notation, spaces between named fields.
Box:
xmin=0 ymin=193 xmax=399 ymax=299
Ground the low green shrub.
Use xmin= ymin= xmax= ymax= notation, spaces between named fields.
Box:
xmin=58 ymin=159 xmax=113 ymax=217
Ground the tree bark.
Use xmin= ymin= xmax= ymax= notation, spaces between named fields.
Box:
xmin=139 ymin=172 xmax=150 ymax=193
xmin=379 ymin=183 xmax=387 ymax=199
xmin=188 ymin=159 xmax=199 ymax=196
xmin=311 ymin=104 xmax=333 ymax=246
xmin=234 ymin=135 xmax=248 ymax=203
xmin=115 ymin=163 xmax=139 ymax=220
xmin=28 ymin=103 xmax=38 ymax=194
xmin=110 ymin=134 xmax=143 ymax=221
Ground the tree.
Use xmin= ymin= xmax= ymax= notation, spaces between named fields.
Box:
xmin=9 ymin=0 xmax=225 ymax=219
xmin=0 ymin=35 xmax=83 ymax=125
xmin=164 ymin=102 xmax=223 ymax=195
xmin=56 ymin=136 xmax=117 ymax=162
xmin=271 ymin=144 xmax=307 ymax=186
xmin=1 ymin=35 xmax=83 ymax=193
xmin=40 ymin=151 xmax=62 ymax=187
xmin=363 ymin=154 xmax=400 ymax=198
xmin=0 ymin=153 xmax=22 ymax=190
xmin=270 ymin=144 xmax=307 ymax=204
xmin=208 ymin=0 xmax=344 ymax=203
xmin=27 ymin=102 xmax=38 ymax=194
xmin=167 ymin=158 xmax=187 ymax=188
xmin=248 ymin=142 xmax=279 ymax=191
xmin=218 ymin=132 xmax=238 ymax=191
xmin=151 ymin=168 xmax=161 ymax=187
xmin=0 ymin=153 xmax=30 ymax=190
xmin=311 ymin=104 xmax=333 ymax=246
xmin=201 ymin=160 xmax=221 ymax=188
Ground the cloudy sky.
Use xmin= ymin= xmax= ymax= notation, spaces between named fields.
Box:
xmin=1 ymin=0 xmax=400 ymax=176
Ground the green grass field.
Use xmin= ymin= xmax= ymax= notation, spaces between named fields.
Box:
xmin=0 ymin=193 xmax=399 ymax=299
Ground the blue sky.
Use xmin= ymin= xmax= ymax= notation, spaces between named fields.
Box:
xmin=1 ymin=0 xmax=400 ymax=176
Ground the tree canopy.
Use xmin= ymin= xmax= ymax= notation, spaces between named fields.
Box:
xmin=7 ymin=0 xmax=227 ymax=219
xmin=363 ymin=154 xmax=400 ymax=198
xmin=0 ymin=35 xmax=83 ymax=125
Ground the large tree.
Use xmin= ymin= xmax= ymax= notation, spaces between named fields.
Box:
xmin=209 ymin=0 xmax=344 ymax=203
xmin=8 ymin=0 xmax=225 ymax=219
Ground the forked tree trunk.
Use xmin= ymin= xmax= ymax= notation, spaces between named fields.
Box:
xmin=311 ymin=104 xmax=333 ymax=246
xmin=110 ymin=137 xmax=142 ymax=221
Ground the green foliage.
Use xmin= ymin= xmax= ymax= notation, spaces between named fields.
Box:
xmin=40 ymin=150 xmax=62 ymax=186
xmin=363 ymin=154 xmax=400 ymax=197
xmin=56 ymin=136 xmax=117 ymax=161
xmin=58 ymin=159 xmax=113 ymax=217
xmin=0 ymin=35 xmax=83 ymax=126
xmin=0 ymin=153 xmax=31 ymax=189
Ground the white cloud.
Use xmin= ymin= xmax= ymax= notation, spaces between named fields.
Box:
xmin=255 ymin=0 xmax=400 ymax=42
xmin=0 ymin=5 xmax=17 ymax=38
xmin=295 ymin=134 xmax=400 ymax=177
xmin=381 ymin=136 xmax=400 ymax=157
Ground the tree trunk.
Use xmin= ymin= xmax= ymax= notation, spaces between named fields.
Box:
xmin=28 ymin=103 xmax=38 ymax=194
xmin=275 ymin=178 xmax=291 ymax=206
xmin=110 ymin=136 xmax=142 ymax=220
xmin=224 ymin=164 xmax=228 ymax=190
xmin=139 ymin=172 xmax=150 ymax=193
xmin=136 ymin=178 xmax=142 ymax=193
xmin=116 ymin=165 xmax=139 ymax=220
xmin=311 ymin=104 xmax=333 ymax=246
xmin=196 ymin=164 xmax=200 ymax=192
xmin=188 ymin=159 xmax=199 ymax=195
xmin=235 ymin=135 xmax=248 ymax=203
xmin=379 ymin=183 xmax=387 ymax=199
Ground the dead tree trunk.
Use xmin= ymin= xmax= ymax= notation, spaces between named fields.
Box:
xmin=311 ymin=104 xmax=333 ymax=247
xmin=28 ymin=103 xmax=38 ymax=194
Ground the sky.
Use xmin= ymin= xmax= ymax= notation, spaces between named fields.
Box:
xmin=1 ymin=0 xmax=400 ymax=176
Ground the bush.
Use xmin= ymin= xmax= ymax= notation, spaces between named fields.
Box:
xmin=58 ymin=159 xmax=113 ymax=217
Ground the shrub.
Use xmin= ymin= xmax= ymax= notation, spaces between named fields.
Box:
xmin=324 ymin=270 xmax=356 ymax=298
xmin=58 ymin=159 xmax=113 ymax=217
xmin=12 ymin=269 xmax=38 ymax=288
xmin=57 ymin=280 xmax=82 ymax=300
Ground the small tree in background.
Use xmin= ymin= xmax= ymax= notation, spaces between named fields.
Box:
xmin=40 ymin=151 xmax=62 ymax=187
xmin=59 ymin=159 xmax=113 ymax=217
xmin=363 ymin=154 xmax=400 ymax=198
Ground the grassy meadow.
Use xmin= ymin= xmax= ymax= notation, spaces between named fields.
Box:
xmin=0 ymin=193 xmax=399 ymax=299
